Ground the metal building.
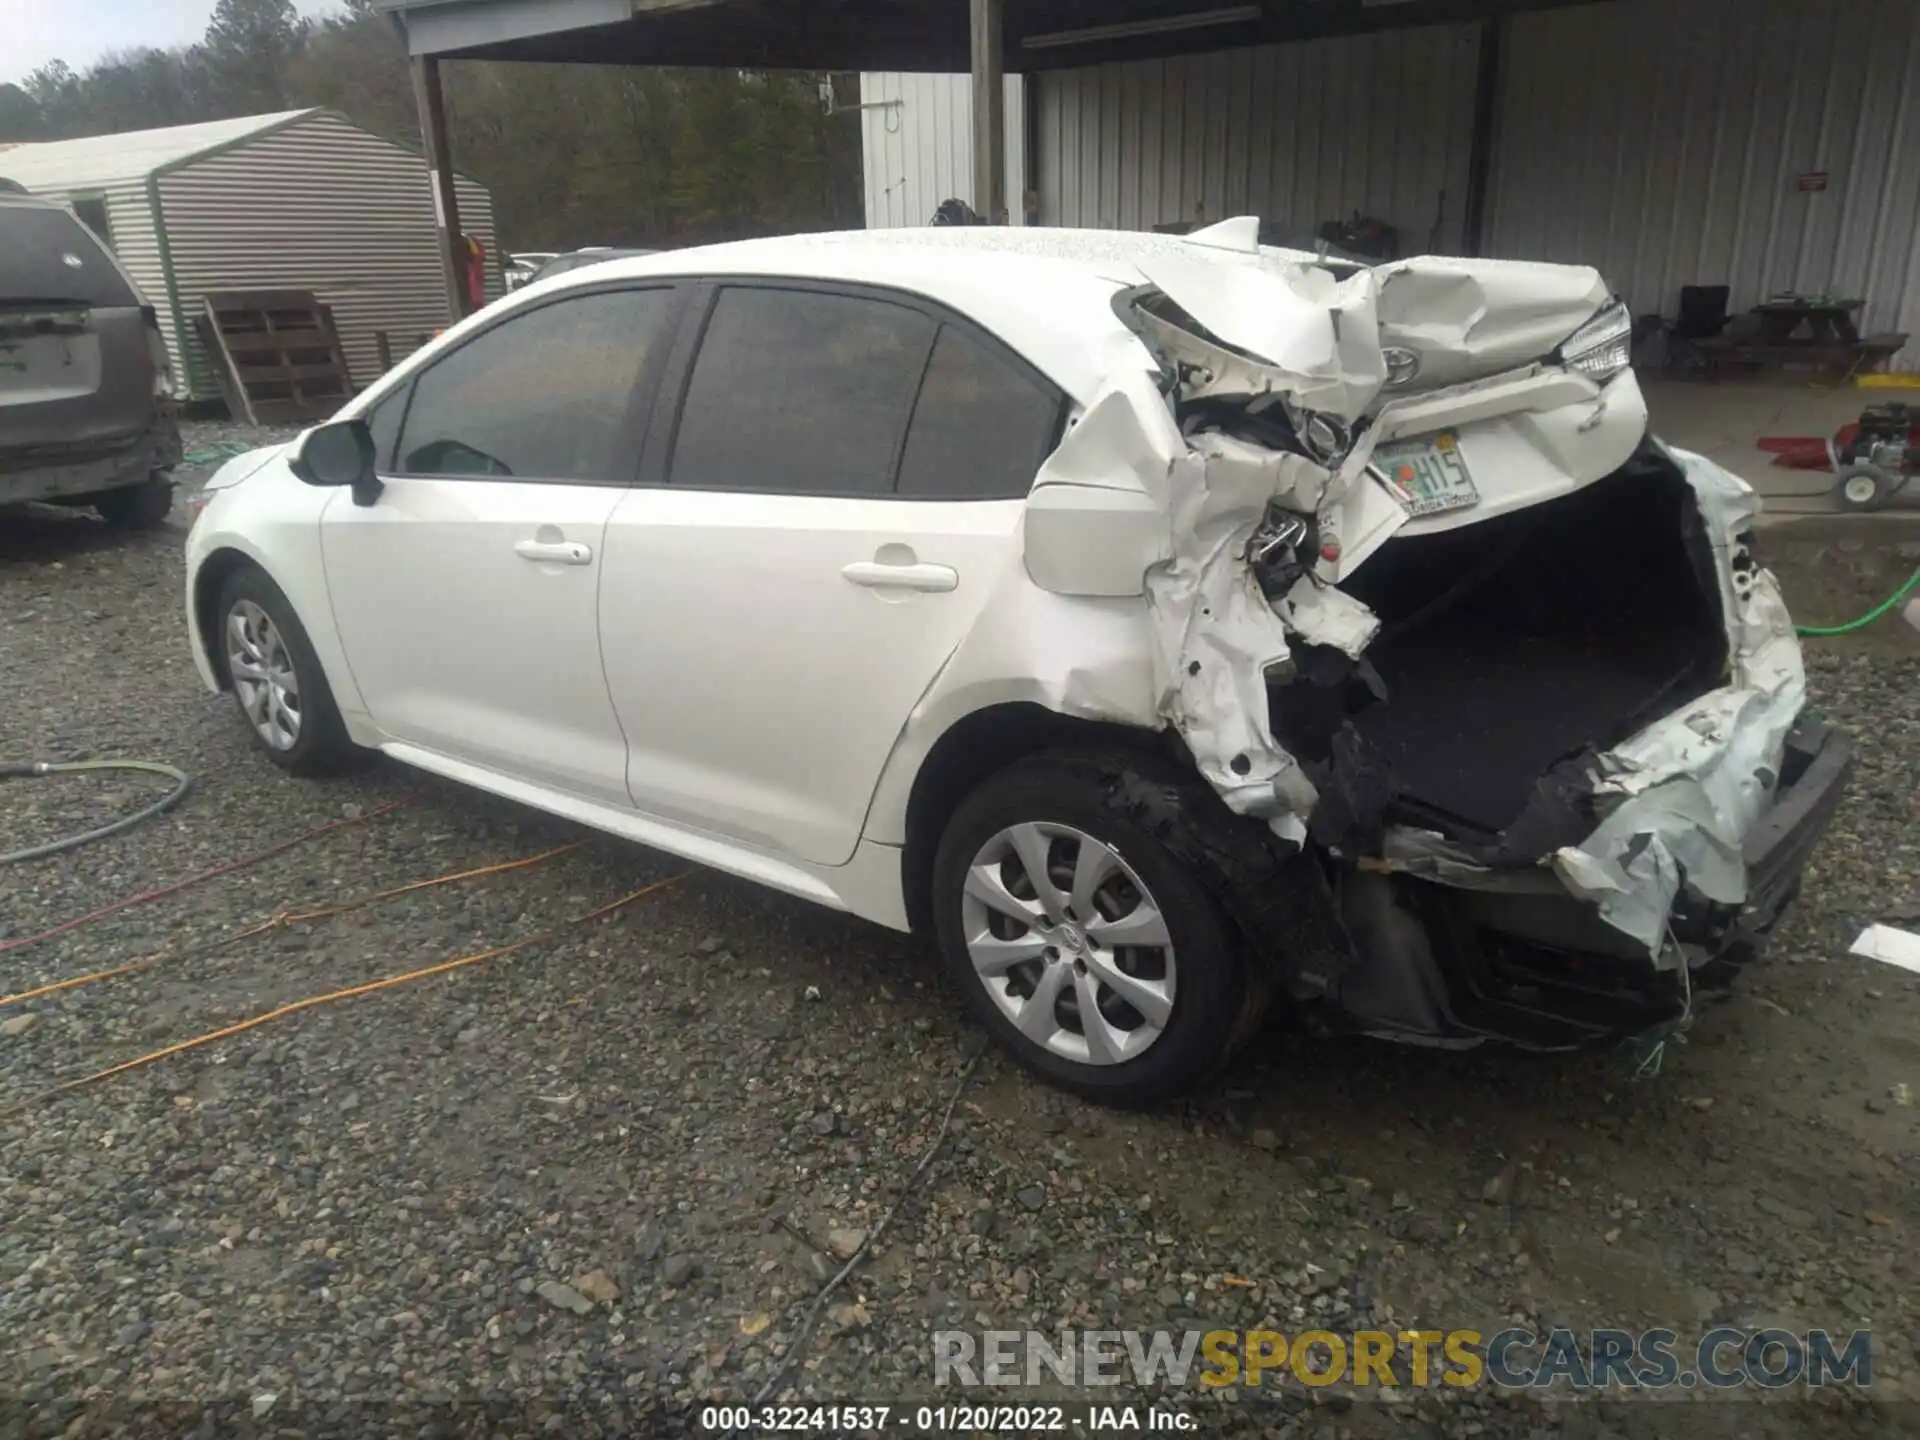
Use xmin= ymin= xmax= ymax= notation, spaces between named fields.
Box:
xmin=860 ymin=0 xmax=1920 ymax=369
xmin=0 ymin=109 xmax=500 ymax=401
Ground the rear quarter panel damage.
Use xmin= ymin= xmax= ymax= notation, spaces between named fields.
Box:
xmin=1546 ymin=446 xmax=1809 ymax=956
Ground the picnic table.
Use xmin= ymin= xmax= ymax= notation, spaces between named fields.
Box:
xmin=1690 ymin=295 xmax=1905 ymax=378
xmin=1751 ymin=296 xmax=1866 ymax=344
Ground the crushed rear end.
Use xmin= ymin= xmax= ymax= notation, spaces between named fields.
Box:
xmin=1023 ymin=220 xmax=1851 ymax=1049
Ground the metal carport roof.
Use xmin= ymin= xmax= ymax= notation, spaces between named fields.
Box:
xmin=377 ymin=0 xmax=1600 ymax=71
xmin=375 ymin=0 xmax=1608 ymax=319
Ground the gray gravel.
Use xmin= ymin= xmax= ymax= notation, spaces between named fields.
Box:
xmin=0 ymin=425 xmax=1916 ymax=1437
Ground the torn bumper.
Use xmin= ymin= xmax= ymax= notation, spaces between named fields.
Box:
xmin=1717 ymin=711 xmax=1852 ymax=955
xmin=1336 ymin=711 xmax=1852 ymax=1050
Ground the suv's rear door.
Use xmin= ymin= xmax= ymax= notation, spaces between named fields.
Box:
xmin=0 ymin=199 xmax=155 ymax=457
xmin=600 ymin=279 xmax=1066 ymax=866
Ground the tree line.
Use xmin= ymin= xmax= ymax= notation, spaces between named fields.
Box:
xmin=0 ymin=0 xmax=866 ymax=251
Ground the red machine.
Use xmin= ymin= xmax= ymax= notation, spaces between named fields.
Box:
xmin=1758 ymin=402 xmax=1920 ymax=512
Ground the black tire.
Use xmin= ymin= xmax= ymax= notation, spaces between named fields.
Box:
xmin=96 ymin=475 xmax=174 ymax=530
xmin=1832 ymin=464 xmax=1892 ymax=514
xmin=931 ymin=749 xmax=1253 ymax=1106
xmin=215 ymin=565 xmax=361 ymax=776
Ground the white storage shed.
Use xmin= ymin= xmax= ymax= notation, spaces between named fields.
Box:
xmin=0 ymin=109 xmax=500 ymax=403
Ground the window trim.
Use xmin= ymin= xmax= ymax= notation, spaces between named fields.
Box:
xmin=642 ymin=275 xmax=1069 ymax=502
xmin=382 ymin=280 xmax=688 ymax=488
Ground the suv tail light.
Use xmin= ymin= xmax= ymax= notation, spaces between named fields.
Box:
xmin=142 ymin=305 xmax=176 ymax=399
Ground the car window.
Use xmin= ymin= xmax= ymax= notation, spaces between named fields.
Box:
xmin=393 ymin=287 xmax=673 ymax=482
xmin=896 ymin=324 xmax=1062 ymax=500
xmin=363 ymin=384 xmax=407 ymax=472
xmin=670 ymin=286 xmax=936 ymax=497
xmin=0 ymin=203 xmax=137 ymax=308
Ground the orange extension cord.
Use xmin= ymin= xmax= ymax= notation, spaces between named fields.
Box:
xmin=0 ymin=841 xmax=583 ymax=1008
xmin=0 ymin=796 xmax=417 ymax=956
xmin=0 ymin=871 xmax=689 ymax=1119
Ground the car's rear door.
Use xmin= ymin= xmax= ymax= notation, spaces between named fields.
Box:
xmin=0 ymin=200 xmax=153 ymax=456
xmin=599 ymin=279 xmax=1067 ymax=866
xmin=320 ymin=282 xmax=681 ymax=805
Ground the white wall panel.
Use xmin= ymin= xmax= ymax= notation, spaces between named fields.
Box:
xmin=1487 ymin=0 xmax=1920 ymax=368
xmin=1034 ymin=24 xmax=1483 ymax=250
xmin=860 ymin=72 xmax=1026 ymax=228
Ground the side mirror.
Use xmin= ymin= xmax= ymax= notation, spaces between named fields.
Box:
xmin=289 ymin=418 xmax=383 ymax=507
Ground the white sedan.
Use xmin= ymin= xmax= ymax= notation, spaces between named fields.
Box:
xmin=184 ymin=223 xmax=1849 ymax=1103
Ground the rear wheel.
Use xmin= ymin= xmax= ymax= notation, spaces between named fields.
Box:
xmin=216 ymin=566 xmax=360 ymax=775
xmin=96 ymin=474 xmax=174 ymax=530
xmin=931 ymin=751 xmax=1251 ymax=1106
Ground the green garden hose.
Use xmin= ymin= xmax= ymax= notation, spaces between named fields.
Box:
xmin=181 ymin=440 xmax=257 ymax=467
xmin=0 ymin=760 xmax=192 ymax=865
xmin=1794 ymin=567 xmax=1920 ymax=637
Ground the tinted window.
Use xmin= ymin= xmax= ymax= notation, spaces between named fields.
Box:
xmin=670 ymin=286 xmax=935 ymax=497
xmin=896 ymin=325 xmax=1061 ymax=499
xmin=0 ymin=203 xmax=137 ymax=308
xmin=394 ymin=287 xmax=674 ymax=481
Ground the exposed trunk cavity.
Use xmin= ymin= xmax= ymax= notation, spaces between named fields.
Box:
xmin=1269 ymin=444 xmax=1729 ymax=860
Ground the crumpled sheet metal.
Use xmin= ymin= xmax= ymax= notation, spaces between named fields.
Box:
xmin=1131 ymin=252 xmax=1389 ymax=422
xmin=1030 ymin=260 xmax=1398 ymax=851
xmin=1374 ymin=257 xmax=1609 ymax=390
xmin=1547 ymin=446 xmax=1808 ymax=958
xmin=1142 ymin=431 xmax=1358 ymax=848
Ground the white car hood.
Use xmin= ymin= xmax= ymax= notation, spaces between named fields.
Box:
xmin=201 ymin=443 xmax=290 ymax=491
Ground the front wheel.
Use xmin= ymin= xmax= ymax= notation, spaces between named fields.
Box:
xmin=930 ymin=751 xmax=1252 ymax=1106
xmin=216 ymin=566 xmax=360 ymax=776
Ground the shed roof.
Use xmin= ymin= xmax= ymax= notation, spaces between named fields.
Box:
xmin=0 ymin=110 xmax=317 ymax=192
xmin=376 ymin=0 xmax=1601 ymax=72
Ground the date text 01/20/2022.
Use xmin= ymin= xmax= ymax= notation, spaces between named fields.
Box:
xmin=697 ymin=1404 xmax=1195 ymax=1431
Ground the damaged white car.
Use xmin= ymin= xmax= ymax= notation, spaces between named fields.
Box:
xmin=183 ymin=222 xmax=1851 ymax=1103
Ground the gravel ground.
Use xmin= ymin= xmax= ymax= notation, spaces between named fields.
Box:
xmin=1 ymin=423 xmax=1916 ymax=1438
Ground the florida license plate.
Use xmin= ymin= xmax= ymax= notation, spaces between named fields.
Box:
xmin=1374 ymin=432 xmax=1480 ymax=516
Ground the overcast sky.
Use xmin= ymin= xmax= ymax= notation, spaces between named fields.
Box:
xmin=1 ymin=1 xmax=346 ymax=85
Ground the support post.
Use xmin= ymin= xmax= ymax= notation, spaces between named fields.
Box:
xmin=970 ymin=0 xmax=1006 ymax=224
xmin=1461 ymin=15 xmax=1504 ymax=257
xmin=411 ymin=54 xmax=468 ymax=322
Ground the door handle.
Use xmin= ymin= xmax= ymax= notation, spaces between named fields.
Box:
xmin=514 ymin=539 xmax=592 ymax=566
xmin=841 ymin=560 xmax=958 ymax=593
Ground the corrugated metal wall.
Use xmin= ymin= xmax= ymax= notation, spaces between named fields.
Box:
xmin=157 ymin=111 xmax=500 ymax=400
xmin=1486 ymin=0 xmax=1920 ymax=369
xmin=860 ymin=72 xmax=1027 ymax=227
xmin=14 ymin=180 xmax=170 ymax=362
xmin=1033 ymin=24 xmax=1482 ymax=247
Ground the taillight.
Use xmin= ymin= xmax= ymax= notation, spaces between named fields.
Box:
xmin=1555 ymin=298 xmax=1633 ymax=382
xmin=144 ymin=310 xmax=175 ymax=399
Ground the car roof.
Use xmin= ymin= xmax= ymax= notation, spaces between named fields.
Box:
xmin=530 ymin=226 xmax=1312 ymax=403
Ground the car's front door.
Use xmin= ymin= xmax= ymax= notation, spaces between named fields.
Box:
xmin=600 ymin=280 xmax=1067 ymax=865
xmin=322 ymin=285 xmax=679 ymax=805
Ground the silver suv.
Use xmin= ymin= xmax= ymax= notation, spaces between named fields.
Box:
xmin=0 ymin=186 xmax=182 ymax=528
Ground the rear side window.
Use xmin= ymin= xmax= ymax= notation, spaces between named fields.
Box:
xmin=0 ymin=203 xmax=137 ymax=308
xmin=394 ymin=287 xmax=674 ymax=482
xmin=896 ymin=325 xmax=1062 ymax=499
xmin=670 ymin=286 xmax=936 ymax=497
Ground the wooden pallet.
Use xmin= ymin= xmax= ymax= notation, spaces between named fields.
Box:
xmin=194 ymin=289 xmax=353 ymax=425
